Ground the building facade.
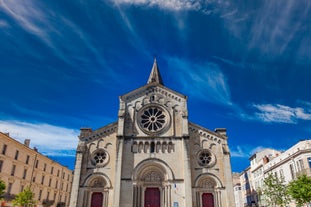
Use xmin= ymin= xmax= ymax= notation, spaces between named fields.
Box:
xmin=69 ymin=60 xmax=235 ymax=207
xmin=0 ymin=132 xmax=73 ymax=207
xmin=237 ymin=140 xmax=311 ymax=207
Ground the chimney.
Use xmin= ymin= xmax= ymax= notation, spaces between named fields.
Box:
xmin=215 ymin=128 xmax=227 ymax=136
xmin=79 ymin=128 xmax=92 ymax=139
xmin=24 ymin=139 xmax=30 ymax=147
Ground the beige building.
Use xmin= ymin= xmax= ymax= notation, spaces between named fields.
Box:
xmin=237 ymin=140 xmax=311 ymax=207
xmin=69 ymin=60 xmax=235 ymax=207
xmin=0 ymin=132 xmax=73 ymax=207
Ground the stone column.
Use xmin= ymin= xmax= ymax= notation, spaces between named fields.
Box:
xmin=113 ymin=138 xmax=124 ymax=207
xmin=69 ymin=142 xmax=84 ymax=207
xmin=183 ymin=138 xmax=193 ymax=206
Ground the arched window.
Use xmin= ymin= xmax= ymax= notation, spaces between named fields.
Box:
xmin=150 ymin=142 xmax=155 ymax=153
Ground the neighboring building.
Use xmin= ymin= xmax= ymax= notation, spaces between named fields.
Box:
xmin=232 ymin=173 xmax=243 ymax=207
xmin=69 ymin=60 xmax=235 ymax=207
xmin=238 ymin=140 xmax=311 ymax=207
xmin=239 ymin=167 xmax=252 ymax=207
xmin=233 ymin=183 xmax=243 ymax=207
xmin=0 ymin=132 xmax=73 ymax=207
xmin=263 ymin=140 xmax=311 ymax=207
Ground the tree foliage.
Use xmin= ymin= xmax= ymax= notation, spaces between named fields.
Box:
xmin=0 ymin=180 xmax=5 ymax=197
xmin=287 ymin=174 xmax=311 ymax=207
xmin=12 ymin=186 xmax=36 ymax=206
xmin=262 ymin=173 xmax=290 ymax=207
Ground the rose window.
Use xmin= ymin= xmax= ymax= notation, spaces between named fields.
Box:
xmin=198 ymin=150 xmax=213 ymax=166
xmin=140 ymin=107 xmax=166 ymax=132
xmin=92 ymin=150 xmax=109 ymax=166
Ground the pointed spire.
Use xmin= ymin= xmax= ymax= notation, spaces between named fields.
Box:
xmin=147 ymin=58 xmax=163 ymax=85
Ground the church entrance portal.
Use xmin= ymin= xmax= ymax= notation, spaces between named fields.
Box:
xmin=91 ymin=192 xmax=103 ymax=207
xmin=144 ymin=188 xmax=160 ymax=207
xmin=202 ymin=193 xmax=214 ymax=207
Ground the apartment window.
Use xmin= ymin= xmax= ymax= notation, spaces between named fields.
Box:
xmin=308 ymin=157 xmax=311 ymax=168
xmin=33 ymin=176 xmax=36 ymax=182
xmin=46 ymin=192 xmax=50 ymax=200
xmin=39 ymin=190 xmax=42 ymax=200
xmin=51 ymin=167 xmax=54 ymax=174
xmin=15 ymin=150 xmax=19 ymax=160
xmin=23 ymin=169 xmax=27 ymax=179
xmin=54 ymin=192 xmax=57 ymax=200
xmin=55 ymin=180 xmax=58 ymax=188
xmin=0 ymin=160 xmax=3 ymax=173
xmin=44 ymin=163 xmax=47 ymax=171
xmin=35 ymin=160 xmax=39 ymax=168
xmin=20 ymin=185 xmax=24 ymax=192
xmin=49 ymin=178 xmax=52 ymax=187
xmin=11 ymin=165 xmax=16 ymax=176
xmin=57 ymin=170 xmax=60 ymax=177
xmin=299 ymin=159 xmax=304 ymax=170
xmin=279 ymin=169 xmax=284 ymax=179
xmin=289 ymin=164 xmax=295 ymax=179
xmin=7 ymin=183 xmax=12 ymax=194
xmin=67 ymin=174 xmax=70 ymax=181
xmin=26 ymin=155 xmax=30 ymax=164
xmin=2 ymin=144 xmax=7 ymax=155
xmin=41 ymin=175 xmax=45 ymax=185
xmin=62 ymin=172 xmax=65 ymax=179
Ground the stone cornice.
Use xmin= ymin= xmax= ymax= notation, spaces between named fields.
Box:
xmin=189 ymin=122 xmax=226 ymax=145
xmin=81 ymin=122 xmax=118 ymax=142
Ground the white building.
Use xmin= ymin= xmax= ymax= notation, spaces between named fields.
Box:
xmin=238 ymin=140 xmax=311 ymax=207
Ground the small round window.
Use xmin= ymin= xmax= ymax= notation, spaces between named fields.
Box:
xmin=137 ymin=105 xmax=170 ymax=134
xmin=92 ymin=149 xmax=109 ymax=166
xmin=197 ymin=150 xmax=215 ymax=167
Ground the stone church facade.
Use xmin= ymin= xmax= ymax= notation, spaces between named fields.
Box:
xmin=69 ymin=60 xmax=235 ymax=207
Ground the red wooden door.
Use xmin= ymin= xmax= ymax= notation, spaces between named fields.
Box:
xmin=145 ymin=188 xmax=160 ymax=207
xmin=202 ymin=193 xmax=214 ymax=207
xmin=91 ymin=192 xmax=103 ymax=207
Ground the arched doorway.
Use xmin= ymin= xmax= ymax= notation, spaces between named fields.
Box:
xmin=202 ymin=193 xmax=214 ymax=207
xmin=194 ymin=174 xmax=222 ymax=207
xmin=144 ymin=188 xmax=160 ymax=207
xmin=91 ymin=192 xmax=103 ymax=207
xmin=132 ymin=160 xmax=174 ymax=207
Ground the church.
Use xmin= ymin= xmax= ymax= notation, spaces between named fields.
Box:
xmin=69 ymin=60 xmax=235 ymax=207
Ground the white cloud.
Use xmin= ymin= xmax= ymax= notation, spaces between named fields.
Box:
xmin=166 ymin=57 xmax=232 ymax=105
xmin=252 ymin=103 xmax=311 ymax=124
xmin=111 ymin=0 xmax=202 ymax=11
xmin=0 ymin=120 xmax=79 ymax=157
xmin=230 ymin=145 xmax=276 ymax=158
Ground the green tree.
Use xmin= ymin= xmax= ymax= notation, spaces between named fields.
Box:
xmin=287 ymin=174 xmax=311 ymax=207
xmin=261 ymin=173 xmax=290 ymax=207
xmin=12 ymin=186 xmax=36 ymax=207
xmin=0 ymin=180 xmax=5 ymax=197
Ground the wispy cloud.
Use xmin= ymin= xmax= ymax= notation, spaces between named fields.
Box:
xmin=231 ymin=145 xmax=277 ymax=158
xmin=0 ymin=120 xmax=79 ymax=157
xmin=111 ymin=0 xmax=202 ymax=11
xmin=252 ymin=103 xmax=311 ymax=124
xmin=166 ymin=57 xmax=232 ymax=105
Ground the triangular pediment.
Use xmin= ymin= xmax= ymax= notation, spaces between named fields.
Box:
xmin=120 ymin=83 xmax=187 ymax=103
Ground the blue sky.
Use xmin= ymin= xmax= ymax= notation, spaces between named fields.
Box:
xmin=0 ymin=0 xmax=311 ymax=172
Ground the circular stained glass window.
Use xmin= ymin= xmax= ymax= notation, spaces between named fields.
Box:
xmin=198 ymin=150 xmax=215 ymax=167
xmin=92 ymin=150 xmax=109 ymax=166
xmin=138 ymin=106 xmax=169 ymax=134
